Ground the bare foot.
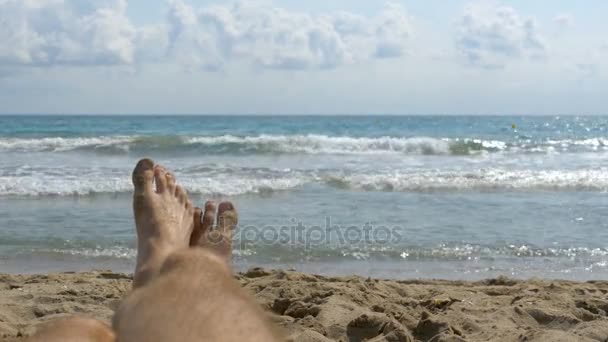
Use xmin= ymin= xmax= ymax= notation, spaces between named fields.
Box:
xmin=132 ymin=158 xmax=195 ymax=289
xmin=190 ymin=200 xmax=238 ymax=264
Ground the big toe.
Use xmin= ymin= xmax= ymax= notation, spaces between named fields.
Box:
xmin=190 ymin=201 xmax=216 ymax=246
xmin=132 ymin=158 xmax=155 ymax=195
xmin=217 ymin=201 xmax=238 ymax=238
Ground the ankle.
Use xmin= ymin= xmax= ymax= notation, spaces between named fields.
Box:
xmin=134 ymin=240 xmax=173 ymax=289
xmin=160 ymin=249 xmax=232 ymax=275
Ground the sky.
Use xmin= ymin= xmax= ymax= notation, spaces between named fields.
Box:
xmin=0 ymin=0 xmax=607 ymax=115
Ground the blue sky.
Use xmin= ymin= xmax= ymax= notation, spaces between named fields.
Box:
xmin=0 ymin=0 xmax=606 ymax=115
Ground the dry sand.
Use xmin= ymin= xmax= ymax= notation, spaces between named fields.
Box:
xmin=2 ymin=269 xmax=608 ymax=341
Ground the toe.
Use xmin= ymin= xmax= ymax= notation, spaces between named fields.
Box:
xmin=203 ymin=201 xmax=217 ymax=232
xmin=132 ymin=159 xmax=155 ymax=195
xmin=166 ymin=172 xmax=177 ymax=194
xmin=217 ymin=201 xmax=238 ymax=237
xmin=175 ymin=186 xmax=187 ymax=202
xmin=189 ymin=207 xmax=204 ymax=246
xmin=190 ymin=201 xmax=217 ymax=246
xmin=154 ymin=166 xmax=168 ymax=193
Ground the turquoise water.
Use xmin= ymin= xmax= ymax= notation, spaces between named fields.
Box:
xmin=1 ymin=115 xmax=608 ymax=280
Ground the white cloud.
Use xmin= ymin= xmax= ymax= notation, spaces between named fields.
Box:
xmin=455 ymin=3 xmax=546 ymax=68
xmin=0 ymin=0 xmax=412 ymax=71
xmin=164 ymin=1 xmax=412 ymax=70
xmin=164 ymin=0 xmax=225 ymax=70
xmin=553 ymin=14 xmax=572 ymax=29
xmin=0 ymin=0 xmax=136 ymax=66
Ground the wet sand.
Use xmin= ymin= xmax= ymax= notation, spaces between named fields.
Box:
xmin=2 ymin=270 xmax=608 ymax=341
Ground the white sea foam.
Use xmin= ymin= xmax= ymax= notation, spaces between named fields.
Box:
xmin=325 ymin=168 xmax=608 ymax=192
xmin=2 ymin=167 xmax=608 ymax=197
xmin=0 ymin=174 xmax=309 ymax=197
xmin=46 ymin=247 xmax=137 ymax=259
xmin=0 ymin=136 xmax=133 ymax=152
xmin=2 ymin=134 xmax=607 ymax=155
xmin=0 ymin=135 xmax=462 ymax=154
xmin=186 ymin=135 xmax=459 ymax=154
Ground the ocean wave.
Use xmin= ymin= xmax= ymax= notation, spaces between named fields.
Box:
xmin=2 ymin=168 xmax=608 ymax=197
xmin=325 ymin=169 xmax=608 ymax=192
xmin=0 ymin=173 xmax=308 ymax=197
xmin=0 ymin=136 xmax=133 ymax=153
xmin=2 ymin=135 xmax=608 ymax=155
xmin=44 ymin=246 xmax=137 ymax=259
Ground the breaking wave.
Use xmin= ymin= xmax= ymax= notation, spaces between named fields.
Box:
xmin=325 ymin=169 xmax=608 ymax=192
xmin=2 ymin=167 xmax=608 ymax=197
xmin=0 ymin=174 xmax=308 ymax=197
xmin=2 ymin=135 xmax=608 ymax=155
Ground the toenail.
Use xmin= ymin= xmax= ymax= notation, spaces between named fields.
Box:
xmin=220 ymin=202 xmax=234 ymax=211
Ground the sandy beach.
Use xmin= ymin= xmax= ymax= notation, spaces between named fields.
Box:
xmin=1 ymin=269 xmax=608 ymax=341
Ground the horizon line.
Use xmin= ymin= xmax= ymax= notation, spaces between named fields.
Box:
xmin=0 ymin=113 xmax=605 ymax=117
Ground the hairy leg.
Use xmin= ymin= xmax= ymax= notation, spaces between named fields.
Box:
xmin=25 ymin=317 xmax=115 ymax=342
xmin=114 ymin=249 xmax=282 ymax=341
xmin=112 ymin=159 xmax=282 ymax=341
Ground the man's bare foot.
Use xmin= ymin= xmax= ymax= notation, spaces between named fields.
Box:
xmin=190 ymin=200 xmax=238 ymax=264
xmin=132 ymin=158 xmax=195 ymax=289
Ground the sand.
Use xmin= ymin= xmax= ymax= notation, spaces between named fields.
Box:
xmin=1 ymin=270 xmax=608 ymax=341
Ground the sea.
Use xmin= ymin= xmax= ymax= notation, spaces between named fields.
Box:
xmin=1 ymin=115 xmax=608 ymax=281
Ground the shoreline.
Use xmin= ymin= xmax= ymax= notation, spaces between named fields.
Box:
xmin=3 ymin=261 xmax=608 ymax=283
xmin=2 ymin=270 xmax=608 ymax=341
